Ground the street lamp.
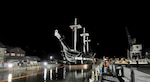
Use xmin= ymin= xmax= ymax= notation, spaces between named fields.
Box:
xmin=8 ymin=63 xmax=13 ymax=72
xmin=43 ymin=62 xmax=47 ymax=66
xmin=50 ymin=56 xmax=53 ymax=60
xmin=8 ymin=63 xmax=13 ymax=68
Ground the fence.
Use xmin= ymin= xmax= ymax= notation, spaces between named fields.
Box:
xmin=110 ymin=64 xmax=150 ymax=82
xmin=123 ymin=66 xmax=150 ymax=82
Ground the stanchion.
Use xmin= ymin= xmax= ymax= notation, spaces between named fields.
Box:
xmin=99 ymin=68 xmax=103 ymax=81
xmin=89 ymin=70 xmax=95 ymax=82
xmin=130 ymin=69 xmax=135 ymax=82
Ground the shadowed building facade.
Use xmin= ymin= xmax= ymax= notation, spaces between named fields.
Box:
xmin=0 ymin=42 xmax=7 ymax=63
xmin=5 ymin=47 xmax=25 ymax=62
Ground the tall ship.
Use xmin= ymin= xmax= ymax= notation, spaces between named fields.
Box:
xmin=54 ymin=18 xmax=96 ymax=65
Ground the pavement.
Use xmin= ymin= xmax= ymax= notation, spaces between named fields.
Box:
xmin=101 ymin=73 xmax=120 ymax=82
xmin=0 ymin=66 xmax=41 ymax=72
xmin=0 ymin=67 xmax=8 ymax=72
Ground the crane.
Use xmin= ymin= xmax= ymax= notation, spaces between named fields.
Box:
xmin=125 ymin=27 xmax=142 ymax=59
xmin=125 ymin=26 xmax=137 ymax=59
xmin=125 ymin=26 xmax=136 ymax=49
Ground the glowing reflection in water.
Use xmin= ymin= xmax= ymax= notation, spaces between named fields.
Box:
xmin=75 ymin=70 xmax=77 ymax=78
xmin=43 ymin=68 xmax=47 ymax=81
xmin=50 ymin=68 xmax=52 ymax=80
xmin=63 ymin=67 xmax=66 ymax=79
xmin=81 ymin=69 xmax=83 ymax=77
xmin=55 ymin=67 xmax=58 ymax=79
xmin=55 ymin=67 xmax=58 ymax=73
xmin=42 ymin=65 xmax=92 ymax=82
xmin=74 ymin=69 xmax=84 ymax=79
xmin=8 ymin=73 xmax=12 ymax=82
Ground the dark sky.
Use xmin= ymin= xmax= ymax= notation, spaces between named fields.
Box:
xmin=0 ymin=3 xmax=150 ymax=59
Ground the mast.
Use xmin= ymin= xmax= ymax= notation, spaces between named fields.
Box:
xmin=85 ymin=36 xmax=91 ymax=53
xmin=70 ymin=18 xmax=82 ymax=51
xmin=80 ymin=27 xmax=90 ymax=53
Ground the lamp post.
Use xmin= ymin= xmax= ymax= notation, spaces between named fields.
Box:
xmin=50 ymin=56 xmax=53 ymax=60
xmin=50 ymin=56 xmax=53 ymax=63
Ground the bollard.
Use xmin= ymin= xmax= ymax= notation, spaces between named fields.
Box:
xmin=130 ymin=69 xmax=135 ymax=82
xmin=89 ymin=78 xmax=94 ymax=82
xmin=116 ymin=65 xmax=119 ymax=77
xmin=99 ymin=68 xmax=103 ymax=75
xmin=111 ymin=64 xmax=114 ymax=73
xmin=121 ymin=66 xmax=124 ymax=77
xmin=99 ymin=68 xmax=103 ymax=81
xmin=91 ymin=70 xmax=95 ymax=81
xmin=116 ymin=68 xmax=119 ymax=77
xmin=95 ymin=69 xmax=98 ymax=81
xmin=116 ymin=65 xmax=122 ymax=77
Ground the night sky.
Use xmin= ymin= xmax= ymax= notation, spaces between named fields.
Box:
xmin=0 ymin=3 xmax=150 ymax=59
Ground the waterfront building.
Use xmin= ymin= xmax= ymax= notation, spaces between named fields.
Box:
xmin=0 ymin=42 xmax=7 ymax=63
xmin=5 ymin=47 xmax=25 ymax=62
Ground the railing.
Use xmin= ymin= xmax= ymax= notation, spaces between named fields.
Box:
xmin=122 ymin=66 xmax=150 ymax=82
xmin=110 ymin=63 xmax=150 ymax=82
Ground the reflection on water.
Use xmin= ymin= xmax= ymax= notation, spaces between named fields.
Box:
xmin=0 ymin=65 xmax=92 ymax=82
xmin=44 ymin=68 xmax=47 ymax=81
xmin=8 ymin=73 xmax=12 ymax=82
xmin=50 ymin=68 xmax=52 ymax=80
xmin=43 ymin=65 xmax=91 ymax=82
xmin=63 ymin=67 xmax=66 ymax=79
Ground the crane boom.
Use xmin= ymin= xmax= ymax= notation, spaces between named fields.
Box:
xmin=125 ymin=27 xmax=132 ymax=47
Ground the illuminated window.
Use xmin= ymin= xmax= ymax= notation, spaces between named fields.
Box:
xmin=11 ymin=53 xmax=15 ymax=56
xmin=21 ymin=54 xmax=24 ymax=56
xmin=5 ymin=53 xmax=9 ymax=56
xmin=4 ymin=50 xmax=7 ymax=53
xmin=17 ymin=54 xmax=20 ymax=56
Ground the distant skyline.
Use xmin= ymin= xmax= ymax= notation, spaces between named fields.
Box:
xmin=1 ymin=3 xmax=150 ymax=59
